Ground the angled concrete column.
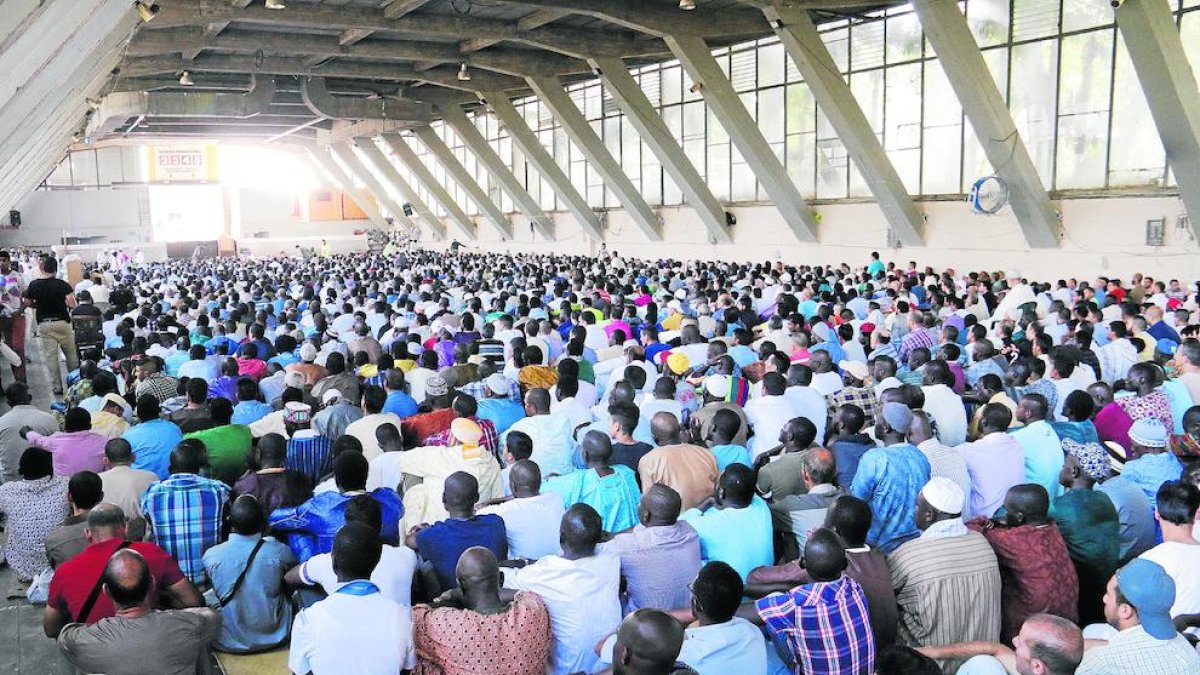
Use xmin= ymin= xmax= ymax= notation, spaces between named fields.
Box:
xmin=912 ymin=0 xmax=1059 ymax=248
xmin=590 ymin=57 xmax=730 ymax=244
xmin=765 ymin=6 xmax=924 ymax=246
xmin=305 ymin=146 xmax=390 ymax=230
xmin=665 ymin=33 xmax=818 ymax=243
xmin=413 ymin=126 xmax=514 ymax=240
xmin=526 ymin=75 xmax=662 ymax=241
xmin=483 ymin=91 xmax=605 ymax=241
xmin=381 ymin=133 xmax=478 ymax=241
xmin=434 ymin=101 xmax=555 ymax=240
xmin=1116 ymin=0 xmax=1200 ymax=242
xmin=331 ymin=141 xmax=420 ymax=236
xmin=354 ymin=139 xmax=447 ymax=239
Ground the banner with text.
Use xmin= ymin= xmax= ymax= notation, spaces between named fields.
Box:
xmin=146 ymin=144 xmax=219 ymax=183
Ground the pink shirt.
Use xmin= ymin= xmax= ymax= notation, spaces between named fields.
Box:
xmin=27 ymin=430 xmax=107 ymax=477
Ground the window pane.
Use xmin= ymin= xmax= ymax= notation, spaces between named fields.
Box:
xmin=1108 ymin=38 xmax=1165 ymax=187
xmin=1056 ymin=31 xmax=1113 ymax=190
xmin=967 ymin=0 xmax=1011 ymax=48
xmin=1062 ymin=0 xmax=1113 ymax=32
xmin=886 ymin=11 xmax=923 ymax=64
xmin=1009 ymin=40 xmax=1059 ymax=187
xmin=851 ymin=21 xmax=885 ymax=71
xmin=885 ymin=63 xmax=923 ymax=193
xmin=758 ymin=41 xmax=786 ymax=88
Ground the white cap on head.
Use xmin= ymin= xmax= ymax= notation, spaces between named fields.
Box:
xmin=921 ymin=477 xmax=965 ymax=515
xmin=321 ymin=389 xmax=343 ymax=405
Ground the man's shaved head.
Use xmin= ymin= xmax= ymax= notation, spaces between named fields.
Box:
xmin=1003 ymin=483 xmax=1050 ymax=527
xmin=443 ymin=471 xmax=480 ymax=511
xmin=650 ymin=411 xmax=682 ymax=445
xmin=803 ymin=528 xmax=848 ymax=582
xmin=509 ymin=459 xmax=542 ymax=496
xmin=582 ymin=430 xmax=614 ymax=465
xmin=455 ymin=546 xmax=500 ymax=593
xmin=612 ymin=609 xmax=686 ymax=675
xmin=639 ymin=484 xmax=683 ymax=526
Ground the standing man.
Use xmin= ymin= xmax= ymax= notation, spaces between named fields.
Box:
xmin=23 ymin=254 xmax=76 ymax=395
xmin=0 ymin=250 xmax=26 ymax=383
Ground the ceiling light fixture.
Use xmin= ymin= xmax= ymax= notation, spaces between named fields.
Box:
xmin=679 ymin=0 xmax=696 ymax=10
xmin=265 ymin=0 xmax=286 ymax=9
xmin=458 ymin=63 xmax=471 ymax=81
xmin=134 ymin=1 xmax=160 ymax=22
xmin=689 ymin=81 xmax=703 ymax=93
xmin=179 ymin=70 xmax=195 ymax=86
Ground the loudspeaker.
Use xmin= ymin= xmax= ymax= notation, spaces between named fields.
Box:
xmin=402 ymin=203 xmax=414 ymax=217
xmin=8 ymin=210 xmax=19 ymax=227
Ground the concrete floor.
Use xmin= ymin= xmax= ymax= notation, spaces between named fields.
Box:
xmin=1 ymin=335 xmax=75 ymax=674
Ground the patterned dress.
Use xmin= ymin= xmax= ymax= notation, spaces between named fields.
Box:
xmin=0 ymin=475 xmax=69 ymax=579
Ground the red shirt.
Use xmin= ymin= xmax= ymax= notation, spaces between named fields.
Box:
xmin=402 ymin=408 xmax=456 ymax=448
xmin=970 ymin=520 xmax=1079 ymax=643
xmin=47 ymin=538 xmax=186 ymax=624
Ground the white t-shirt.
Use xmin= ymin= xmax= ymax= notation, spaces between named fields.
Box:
xmin=743 ymin=394 xmax=801 ymax=458
xmin=1140 ymin=541 xmax=1200 ymax=634
xmin=288 ymin=584 xmax=416 ymax=675
xmin=478 ymin=492 xmax=566 ymax=560
xmin=502 ymin=553 xmax=622 ymax=675
xmin=922 ymin=383 xmax=968 ymax=447
xmin=811 ymin=371 xmax=844 ymax=397
xmin=298 ymin=544 xmax=417 ymax=607
xmin=783 ymin=385 xmax=828 ymax=444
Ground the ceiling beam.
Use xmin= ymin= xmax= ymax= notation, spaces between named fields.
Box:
xmin=487 ymin=0 xmax=770 ymax=38
xmin=127 ymin=29 xmax=589 ymax=77
xmin=122 ymin=54 xmax=528 ymax=92
xmin=461 ymin=7 xmax=571 ymax=54
xmin=382 ymin=0 xmax=435 ymax=20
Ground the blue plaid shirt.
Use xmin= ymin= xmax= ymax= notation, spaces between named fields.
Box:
xmin=756 ymin=575 xmax=876 ymax=675
xmin=459 ymin=376 xmax=521 ymax=402
xmin=286 ymin=433 xmax=333 ymax=486
xmin=141 ymin=473 xmax=231 ymax=585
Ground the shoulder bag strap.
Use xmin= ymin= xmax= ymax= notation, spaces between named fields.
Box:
xmin=77 ymin=541 xmax=133 ymax=623
xmin=216 ymin=538 xmax=267 ymax=608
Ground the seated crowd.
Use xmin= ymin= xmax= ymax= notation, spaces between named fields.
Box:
xmin=2 ymin=246 xmax=1200 ymax=674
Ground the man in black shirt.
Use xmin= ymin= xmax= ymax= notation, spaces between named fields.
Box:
xmin=23 ymin=255 xmax=76 ymax=395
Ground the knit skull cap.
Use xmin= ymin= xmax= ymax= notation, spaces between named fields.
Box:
xmin=704 ymin=375 xmax=729 ymax=398
xmin=1129 ymin=418 xmax=1168 ymax=448
xmin=880 ymin=402 xmax=913 ymax=433
xmin=299 ymin=343 xmax=318 ymax=362
xmin=451 ymin=417 xmax=483 ymax=445
xmin=284 ymin=371 xmax=306 ymax=390
xmin=666 ymin=352 xmax=690 ymax=375
xmin=425 ymin=375 xmax=449 ymax=397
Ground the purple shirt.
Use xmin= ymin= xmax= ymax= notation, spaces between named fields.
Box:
xmin=27 ymin=430 xmax=108 ymax=477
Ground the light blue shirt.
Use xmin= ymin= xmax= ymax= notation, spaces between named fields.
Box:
xmin=1011 ymin=420 xmax=1065 ymax=500
xmin=1122 ymin=452 xmax=1184 ymax=506
xmin=680 ymin=496 xmax=773 ymax=581
xmin=850 ymin=443 xmax=931 ymax=553
xmin=477 ymin=398 xmax=526 ymax=436
xmin=543 ymin=466 xmax=642 ymax=532
xmin=600 ymin=616 xmax=769 ymax=675
xmin=123 ymin=418 xmax=185 ymax=479
xmin=231 ymin=400 xmax=273 ymax=426
xmin=709 ymin=444 xmax=752 ymax=472
xmin=202 ymin=533 xmax=297 ymax=653
xmin=727 ymin=345 xmax=759 ymax=370
xmin=178 ymin=359 xmax=218 ymax=382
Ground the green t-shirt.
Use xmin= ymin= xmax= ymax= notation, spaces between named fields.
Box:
xmin=184 ymin=424 xmax=254 ymax=484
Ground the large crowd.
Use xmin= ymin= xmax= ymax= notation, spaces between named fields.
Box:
xmin=0 ymin=243 xmax=1198 ymax=675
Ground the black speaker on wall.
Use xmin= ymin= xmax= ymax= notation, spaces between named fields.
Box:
xmin=8 ymin=210 xmax=19 ymax=227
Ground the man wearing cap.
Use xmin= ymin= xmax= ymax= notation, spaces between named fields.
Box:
xmin=1076 ymin=559 xmax=1200 ymax=674
xmin=395 ymin=418 xmax=503 ymax=530
xmin=1052 ymin=439 xmax=1121 ymax=624
xmin=889 ymin=477 xmax=1002 ymax=670
xmin=850 ymin=402 xmax=931 ymax=553
xmin=287 ymin=342 xmax=327 ymax=387
xmin=828 ymin=360 xmax=879 ymax=428
xmin=403 ymin=374 xmax=457 ymax=447
xmin=689 ymin=374 xmax=750 ymax=449
xmin=90 ymin=393 xmax=131 ymax=439
xmin=476 ymin=372 xmax=526 ymax=436
xmin=312 ymin=388 xmax=363 ymax=442
xmin=1121 ymin=418 xmax=1185 ymax=506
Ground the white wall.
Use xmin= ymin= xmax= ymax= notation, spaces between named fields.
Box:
xmin=9 ymin=184 xmax=1200 ymax=282
xmin=3 ymin=188 xmax=148 ymax=246
xmin=457 ymin=195 xmax=1200 ymax=282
